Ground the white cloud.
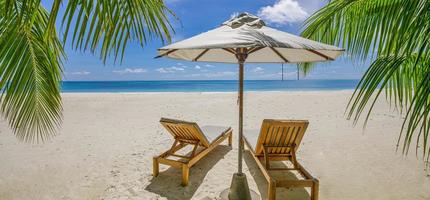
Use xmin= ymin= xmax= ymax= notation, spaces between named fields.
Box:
xmin=176 ymin=63 xmax=187 ymax=68
xmin=183 ymin=71 xmax=236 ymax=78
xmin=156 ymin=68 xmax=169 ymax=73
xmin=156 ymin=66 xmax=185 ymax=73
xmin=205 ymin=71 xmax=236 ymax=78
xmin=112 ymin=68 xmax=147 ymax=74
xmin=252 ymin=67 xmax=264 ymax=73
xmin=171 ymin=66 xmax=184 ymax=71
xmin=189 ymin=74 xmax=201 ymax=77
xmin=204 ymin=64 xmax=215 ymax=68
xmin=195 ymin=65 xmax=201 ymax=69
xmin=258 ymin=0 xmax=308 ymax=25
xmin=257 ymin=71 xmax=297 ymax=79
xmin=69 ymin=71 xmax=91 ymax=75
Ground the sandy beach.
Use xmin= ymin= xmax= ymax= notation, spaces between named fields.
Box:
xmin=0 ymin=91 xmax=429 ymax=200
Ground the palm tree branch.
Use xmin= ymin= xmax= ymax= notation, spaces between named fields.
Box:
xmin=302 ymin=0 xmax=430 ymax=162
xmin=61 ymin=0 xmax=175 ymax=63
xmin=0 ymin=1 xmax=64 ymax=142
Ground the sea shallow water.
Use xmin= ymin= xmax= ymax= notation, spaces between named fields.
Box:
xmin=61 ymin=80 xmax=360 ymax=93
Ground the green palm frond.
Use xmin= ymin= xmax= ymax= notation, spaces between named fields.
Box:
xmin=302 ymin=0 xmax=430 ymax=60
xmin=296 ymin=63 xmax=316 ymax=76
xmin=0 ymin=0 xmax=174 ymax=142
xmin=62 ymin=0 xmax=174 ymax=63
xmin=302 ymin=0 xmax=430 ymax=162
xmin=0 ymin=0 xmax=64 ymax=142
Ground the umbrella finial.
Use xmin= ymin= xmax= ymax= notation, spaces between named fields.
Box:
xmin=223 ymin=12 xmax=265 ymax=29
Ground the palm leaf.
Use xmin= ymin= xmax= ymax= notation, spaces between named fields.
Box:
xmin=0 ymin=0 xmax=175 ymax=142
xmin=301 ymin=0 xmax=430 ymax=162
xmin=0 ymin=0 xmax=64 ymax=142
xmin=61 ymin=0 xmax=175 ymax=63
xmin=296 ymin=62 xmax=316 ymax=76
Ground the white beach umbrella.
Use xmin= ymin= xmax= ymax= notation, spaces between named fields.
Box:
xmin=156 ymin=12 xmax=344 ymax=199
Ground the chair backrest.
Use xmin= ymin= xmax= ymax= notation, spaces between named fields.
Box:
xmin=255 ymin=119 xmax=309 ymax=155
xmin=160 ymin=118 xmax=210 ymax=147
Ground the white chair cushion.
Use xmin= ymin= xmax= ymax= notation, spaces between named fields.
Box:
xmin=243 ymin=129 xmax=260 ymax=152
xmin=200 ymin=125 xmax=231 ymax=143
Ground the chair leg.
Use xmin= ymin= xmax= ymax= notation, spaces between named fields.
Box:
xmin=153 ymin=157 xmax=159 ymax=177
xmin=291 ymin=148 xmax=298 ymax=169
xmin=311 ymin=179 xmax=319 ymax=200
xmin=268 ymin=181 xmax=276 ymax=200
xmin=228 ymin=133 xmax=233 ymax=146
xmin=152 ymin=157 xmax=160 ymax=177
xmin=182 ymin=164 xmax=190 ymax=186
xmin=190 ymin=143 xmax=199 ymax=158
xmin=263 ymin=147 xmax=270 ymax=169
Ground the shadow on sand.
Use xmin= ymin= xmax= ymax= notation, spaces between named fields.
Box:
xmin=145 ymin=145 xmax=231 ymax=199
xmin=244 ymin=150 xmax=311 ymax=200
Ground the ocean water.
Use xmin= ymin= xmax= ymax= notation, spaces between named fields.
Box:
xmin=61 ymin=80 xmax=359 ymax=93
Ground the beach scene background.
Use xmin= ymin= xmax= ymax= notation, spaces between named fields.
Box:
xmin=1 ymin=0 xmax=430 ymax=200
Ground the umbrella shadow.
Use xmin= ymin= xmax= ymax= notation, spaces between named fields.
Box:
xmin=244 ymin=151 xmax=311 ymax=200
xmin=145 ymin=145 xmax=231 ymax=200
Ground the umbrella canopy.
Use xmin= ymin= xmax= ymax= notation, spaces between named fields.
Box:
xmin=157 ymin=12 xmax=343 ymax=63
xmin=156 ymin=12 xmax=344 ymax=199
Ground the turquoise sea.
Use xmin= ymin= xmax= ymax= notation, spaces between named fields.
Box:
xmin=61 ymin=80 xmax=359 ymax=93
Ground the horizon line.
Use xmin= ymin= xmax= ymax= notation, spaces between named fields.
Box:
xmin=61 ymin=79 xmax=361 ymax=82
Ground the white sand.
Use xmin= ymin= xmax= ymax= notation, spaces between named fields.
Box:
xmin=0 ymin=91 xmax=429 ymax=200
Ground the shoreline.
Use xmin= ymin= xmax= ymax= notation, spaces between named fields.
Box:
xmin=60 ymin=89 xmax=357 ymax=95
xmin=60 ymin=80 xmax=360 ymax=93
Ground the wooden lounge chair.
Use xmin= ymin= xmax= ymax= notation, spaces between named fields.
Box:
xmin=153 ymin=118 xmax=233 ymax=186
xmin=243 ymin=119 xmax=318 ymax=200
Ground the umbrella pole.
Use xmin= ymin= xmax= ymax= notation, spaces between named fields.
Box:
xmin=236 ymin=48 xmax=247 ymax=175
xmin=221 ymin=48 xmax=258 ymax=200
xmin=238 ymin=56 xmax=244 ymax=174
xmin=222 ymin=48 xmax=258 ymax=200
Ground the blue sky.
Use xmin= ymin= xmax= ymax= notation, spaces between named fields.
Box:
xmin=56 ymin=0 xmax=367 ymax=81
